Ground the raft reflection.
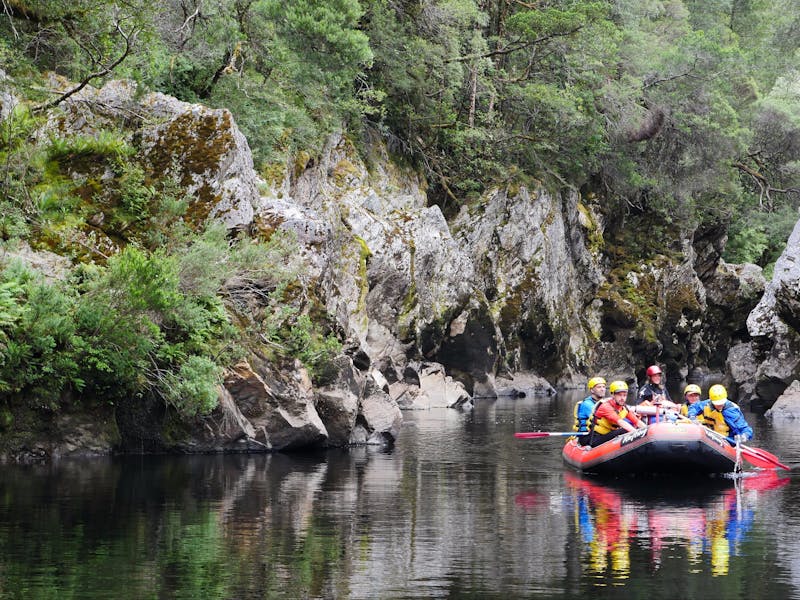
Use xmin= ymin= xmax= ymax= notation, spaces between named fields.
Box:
xmin=564 ymin=471 xmax=789 ymax=580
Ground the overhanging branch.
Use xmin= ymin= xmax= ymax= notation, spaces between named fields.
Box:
xmin=31 ymin=21 xmax=138 ymax=115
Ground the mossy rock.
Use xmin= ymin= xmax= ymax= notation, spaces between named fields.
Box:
xmin=576 ymin=201 xmax=604 ymax=255
xmin=144 ymin=110 xmax=236 ymax=225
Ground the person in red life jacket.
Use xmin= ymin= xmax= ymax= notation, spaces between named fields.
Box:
xmin=637 ymin=365 xmax=678 ymax=423
xmin=573 ymin=377 xmax=606 ymax=445
xmin=679 ymin=384 xmax=702 ymax=417
xmin=587 ymin=380 xmax=646 ymax=447
xmin=686 ymin=384 xmax=753 ymax=444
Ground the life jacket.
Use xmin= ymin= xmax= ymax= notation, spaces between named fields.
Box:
xmin=680 ymin=402 xmax=690 ymax=417
xmin=573 ymin=396 xmax=597 ymax=432
xmin=590 ymin=400 xmax=631 ymax=435
xmin=700 ymin=401 xmax=733 ymax=437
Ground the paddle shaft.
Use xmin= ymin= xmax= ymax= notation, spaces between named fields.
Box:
xmin=668 ymin=413 xmax=788 ymax=470
xmin=514 ymin=431 xmax=586 ymax=439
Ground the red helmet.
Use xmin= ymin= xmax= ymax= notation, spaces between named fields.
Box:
xmin=646 ymin=365 xmax=662 ymax=377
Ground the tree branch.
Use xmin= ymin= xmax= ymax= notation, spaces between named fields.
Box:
xmin=175 ymin=5 xmax=200 ymax=34
xmin=733 ymin=161 xmax=800 ymax=211
xmin=31 ymin=21 xmax=138 ymax=115
xmin=446 ymin=26 xmax=583 ymax=63
xmin=642 ymin=59 xmax=700 ymax=90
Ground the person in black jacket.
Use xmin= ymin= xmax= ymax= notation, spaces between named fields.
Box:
xmin=637 ymin=365 xmax=677 ymax=423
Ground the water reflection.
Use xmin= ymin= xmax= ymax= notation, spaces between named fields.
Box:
xmin=0 ymin=452 xmax=392 ymax=599
xmin=0 ymin=398 xmax=797 ymax=599
xmin=554 ymin=471 xmax=789 ymax=582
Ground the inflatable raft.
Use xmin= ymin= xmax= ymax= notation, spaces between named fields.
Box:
xmin=562 ymin=421 xmax=738 ymax=475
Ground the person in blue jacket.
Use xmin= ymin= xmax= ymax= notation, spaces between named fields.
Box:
xmin=687 ymin=384 xmax=753 ymax=444
xmin=574 ymin=377 xmax=606 ymax=445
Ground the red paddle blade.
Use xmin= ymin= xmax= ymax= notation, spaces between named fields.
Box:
xmin=742 ymin=445 xmax=790 ymax=470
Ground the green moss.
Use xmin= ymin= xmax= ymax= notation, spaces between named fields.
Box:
xmin=397 ymin=281 xmax=418 ymax=340
xmin=577 ymin=201 xmax=604 ymax=255
xmin=607 ymin=211 xmax=683 ymax=264
xmin=332 ymin=158 xmax=361 ymax=188
xmin=506 ymin=181 xmax=521 ymax=198
xmin=73 ymin=178 xmax=103 ymax=203
xmin=397 ymin=235 xmax=417 ymax=324
xmin=498 ymin=282 xmax=526 ymax=335
xmin=293 ymin=150 xmax=313 ymax=179
xmin=261 ymin=161 xmax=286 ymax=187
xmin=0 ymin=406 xmax=40 ymax=456
xmin=598 ymin=266 xmax=660 ymax=343
xmin=542 ymin=206 xmax=557 ymax=229
xmin=160 ymin=411 xmax=193 ymax=446
xmin=144 ymin=110 xmax=235 ymax=225
xmin=251 ymin=213 xmax=284 ymax=241
xmin=0 ymin=408 xmax=13 ymax=431
xmin=354 ymin=235 xmax=371 ymax=313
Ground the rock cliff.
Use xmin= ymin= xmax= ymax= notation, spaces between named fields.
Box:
xmin=2 ymin=77 xmax=782 ymax=459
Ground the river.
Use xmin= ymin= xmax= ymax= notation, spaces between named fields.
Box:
xmin=1 ymin=389 xmax=799 ymax=599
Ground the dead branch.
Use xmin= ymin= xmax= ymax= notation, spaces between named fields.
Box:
xmin=176 ymin=5 xmax=200 ymax=33
xmin=31 ymin=20 xmax=138 ymax=115
xmin=733 ymin=161 xmax=800 ymax=211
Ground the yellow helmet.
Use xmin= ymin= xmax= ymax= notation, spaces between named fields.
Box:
xmin=709 ymin=384 xmax=727 ymax=403
xmin=609 ymin=380 xmax=628 ymax=394
xmin=588 ymin=377 xmax=606 ymax=391
xmin=684 ymin=384 xmax=702 ymax=396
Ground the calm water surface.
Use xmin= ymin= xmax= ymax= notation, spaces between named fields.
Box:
xmin=2 ymin=389 xmax=800 ymax=599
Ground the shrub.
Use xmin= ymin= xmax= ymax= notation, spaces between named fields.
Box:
xmin=0 ymin=262 xmax=82 ymax=406
xmin=162 ymin=355 xmax=222 ymax=417
xmin=724 ymin=205 xmax=798 ymax=273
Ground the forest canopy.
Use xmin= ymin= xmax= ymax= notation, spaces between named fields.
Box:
xmin=3 ymin=0 xmax=799 ymax=258
xmin=2 ymin=0 xmax=800 ymax=412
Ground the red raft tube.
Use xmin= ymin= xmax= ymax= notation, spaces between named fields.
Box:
xmin=562 ymin=421 xmax=738 ymax=475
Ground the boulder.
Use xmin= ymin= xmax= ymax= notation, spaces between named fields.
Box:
xmin=413 ymin=362 xmax=473 ymax=409
xmin=169 ymin=360 xmax=328 ymax=452
xmin=765 ymin=380 xmax=800 ymax=420
xmin=495 ymin=372 xmax=557 ymax=397
xmin=314 ymin=356 xmax=364 ymax=446
xmin=355 ymin=379 xmax=403 ymax=445
xmin=41 ymin=78 xmax=260 ymax=230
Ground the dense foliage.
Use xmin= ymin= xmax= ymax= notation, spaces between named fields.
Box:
xmin=0 ymin=224 xmax=339 ymax=416
xmin=2 ymin=0 xmax=800 ymax=418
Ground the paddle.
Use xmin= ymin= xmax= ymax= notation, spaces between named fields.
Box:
xmin=671 ymin=413 xmax=789 ymax=470
xmin=664 ymin=411 xmax=789 ymax=470
xmin=514 ymin=431 xmax=585 ymax=439
xmin=725 ymin=439 xmax=790 ymax=471
xmin=633 ymin=404 xmax=680 ymax=418
xmin=635 ymin=406 xmax=790 ymax=470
